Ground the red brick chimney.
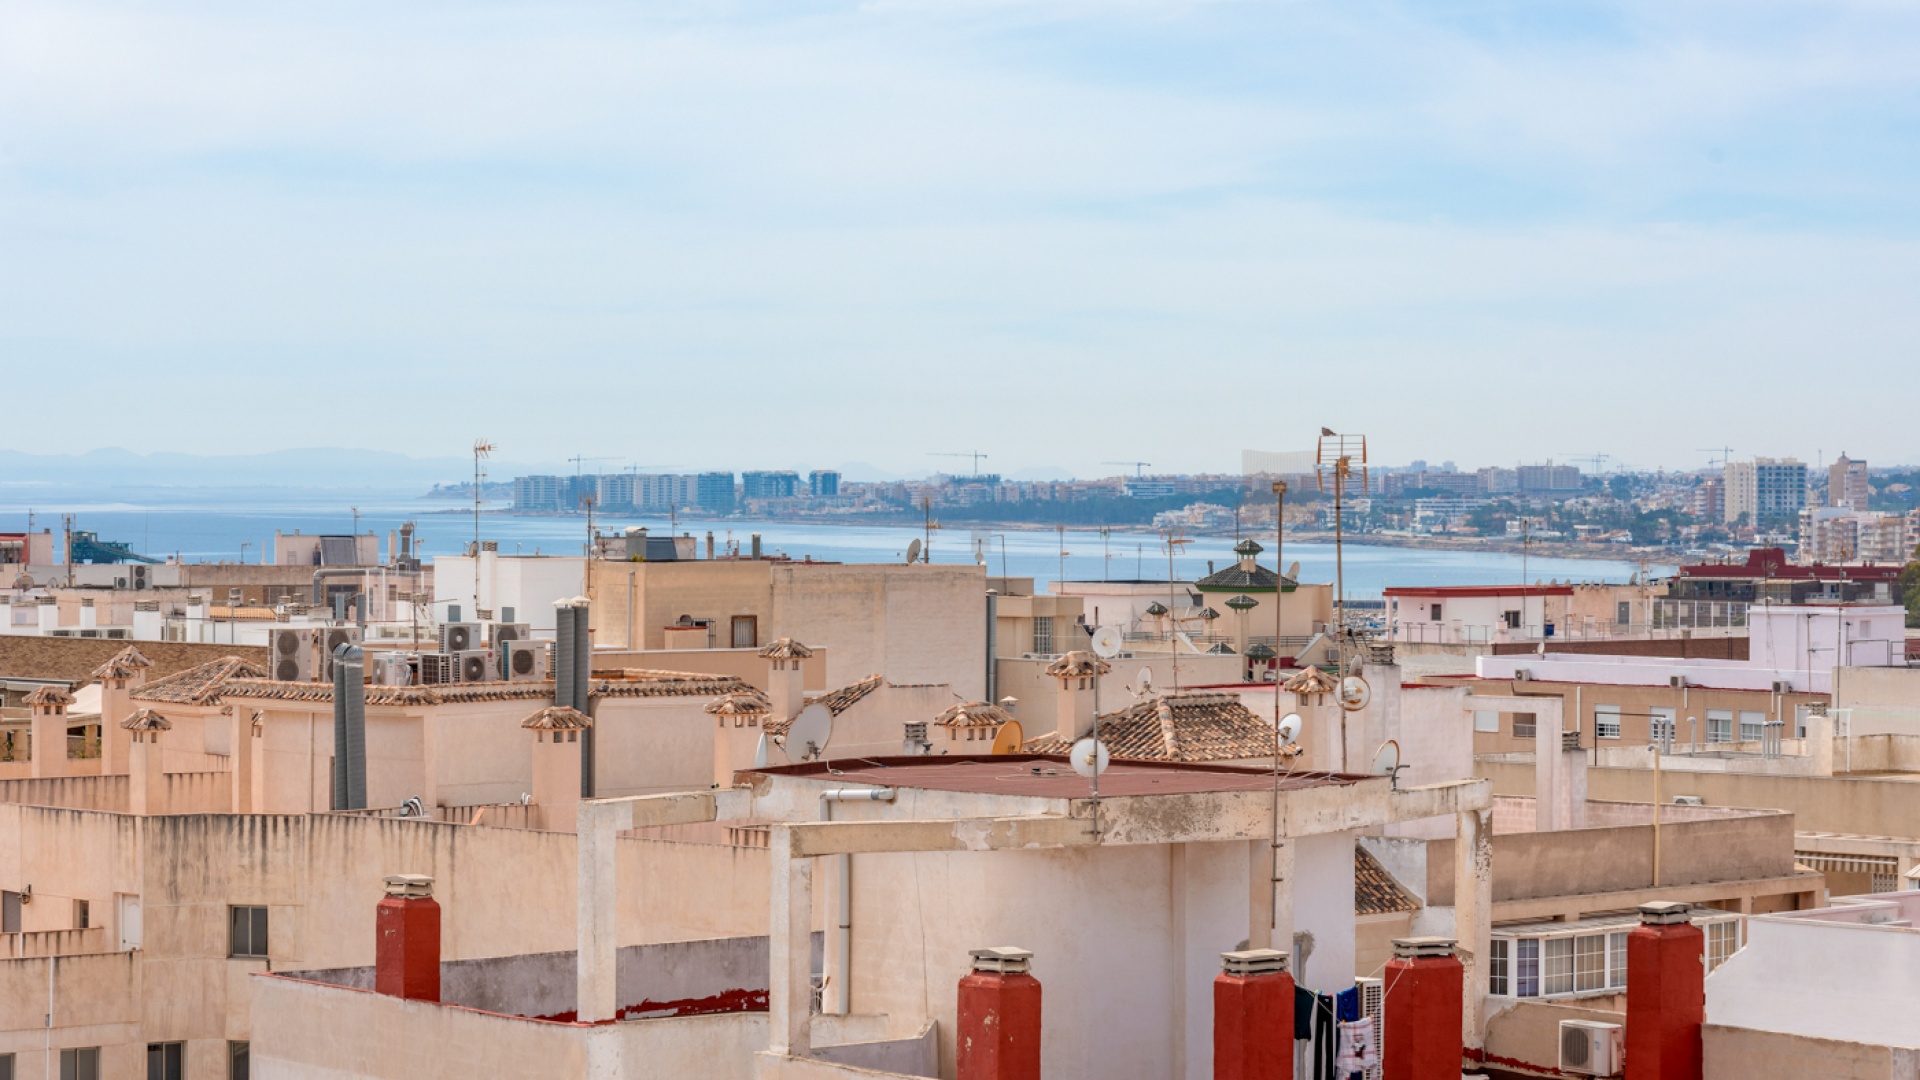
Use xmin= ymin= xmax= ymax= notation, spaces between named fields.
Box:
xmin=1625 ymin=902 xmax=1703 ymax=1080
xmin=958 ymin=947 xmax=1040 ymax=1080
xmin=375 ymin=874 xmax=441 ymax=1002
xmin=1214 ymin=948 xmax=1292 ymax=1080
xmin=1383 ymin=937 xmax=1463 ymax=1080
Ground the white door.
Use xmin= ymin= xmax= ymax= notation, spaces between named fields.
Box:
xmin=117 ymin=894 xmax=142 ymax=951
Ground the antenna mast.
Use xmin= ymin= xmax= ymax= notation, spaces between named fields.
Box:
xmin=472 ymin=439 xmax=493 ymax=619
xmin=1316 ymin=429 xmax=1368 ymax=677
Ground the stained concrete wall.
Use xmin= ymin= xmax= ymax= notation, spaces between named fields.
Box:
xmin=1484 ymin=997 xmax=1624 ymax=1075
xmin=0 ymin=951 xmax=143 ymax=1076
xmin=1704 ymin=1025 xmax=1920 ymax=1080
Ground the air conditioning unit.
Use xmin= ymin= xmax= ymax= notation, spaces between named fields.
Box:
xmin=269 ymin=627 xmax=320 ymax=682
xmin=455 ymin=649 xmax=494 ymax=684
xmin=418 ymin=653 xmax=457 ymax=686
xmin=440 ymin=622 xmax=482 ymax=654
xmin=1672 ymin=795 xmax=1705 ymax=806
xmin=1771 ymin=680 xmax=1792 ymax=694
xmin=489 ymin=622 xmax=531 ymax=647
xmin=1355 ymin=976 xmax=1384 ymax=1079
xmin=370 ymin=654 xmax=415 ymax=686
xmin=130 ymin=565 xmax=150 ymax=590
xmin=501 ymin=640 xmax=549 ymax=682
xmin=1514 ymin=668 xmax=1533 ymax=682
xmin=1558 ymin=1019 xmax=1622 ymax=1076
xmin=1669 ymin=675 xmax=1688 ymax=690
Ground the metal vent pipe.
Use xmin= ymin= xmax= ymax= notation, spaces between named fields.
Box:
xmin=332 ymin=643 xmax=367 ymax=810
xmin=553 ymin=600 xmax=575 ymax=711
xmin=573 ymin=599 xmax=594 ymax=796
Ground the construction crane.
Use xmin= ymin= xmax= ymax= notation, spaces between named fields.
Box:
xmin=1103 ymin=461 xmax=1153 ymax=478
xmin=569 ymin=455 xmax=616 ymax=475
xmin=1695 ymin=446 xmax=1735 ymax=469
xmin=930 ymin=451 xmax=989 ymax=477
xmin=1561 ymin=452 xmax=1611 ymax=474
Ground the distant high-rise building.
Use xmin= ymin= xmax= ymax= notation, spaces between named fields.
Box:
xmin=1516 ymin=464 xmax=1582 ymax=492
xmin=1692 ymin=476 xmax=1725 ymax=522
xmin=809 ymin=470 xmax=841 ymax=498
xmin=1829 ymin=453 xmax=1870 ymax=510
xmin=741 ymin=471 xmax=800 ymax=501
xmin=695 ymin=472 xmax=737 ymax=513
xmin=1724 ymin=458 xmax=1807 ymax=527
xmin=512 ymin=475 xmax=568 ymax=512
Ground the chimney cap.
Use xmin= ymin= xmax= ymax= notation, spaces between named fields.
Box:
xmin=1220 ymin=948 xmax=1288 ymax=976
xmin=384 ymin=874 xmax=434 ymax=898
xmin=969 ymin=946 xmax=1033 ymax=974
xmin=1639 ymin=901 xmax=1692 ymax=925
xmin=1391 ymin=936 xmax=1458 ymax=959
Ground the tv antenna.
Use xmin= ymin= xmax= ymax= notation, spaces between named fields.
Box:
xmin=472 ymin=438 xmax=494 ymax=619
xmin=785 ymin=704 xmax=834 ymax=763
xmin=1163 ymin=527 xmax=1192 ymax=691
xmin=930 ymin=451 xmax=990 ymax=477
xmin=1316 ymin=429 xmax=1368 ymax=678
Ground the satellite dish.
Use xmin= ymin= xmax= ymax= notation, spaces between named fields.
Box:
xmin=1371 ymin=739 xmax=1402 ymax=784
xmin=905 ymin=539 xmax=922 ymax=565
xmin=752 ymin=732 xmax=769 ymax=769
xmin=1069 ymin=738 xmax=1110 ymax=779
xmin=989 ymin=720 xmax=1024 ymax=755
xmin=1090 ymin=626 xmax=1124 ymax=659
xmin=787 ymin=704 xmax=834 ymax=762
xmin=1286 ymin=561 xmax=1301 ymax=581
xmin=1276 ymin=712 xmax=1302 ymax=745
xmin=1138 ymin=667 xmax=1152 ymax=690
xmin=1338 ymin=674 xmax=1371 ymax=712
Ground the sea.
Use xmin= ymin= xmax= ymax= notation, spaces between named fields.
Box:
xmin=0 ymin=488 xmax=1668 ymax=598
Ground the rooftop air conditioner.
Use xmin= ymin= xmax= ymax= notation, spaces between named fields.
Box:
xmin=440 ymin=621 xmax=481 ymax=654
xmin=1514 ymin=668 xmax=1533 ymax=682
xmin=418 ymin=653 xmax=456 ymax=686
xmin=1669 ymin=675 xmax=1688 ymax=690
xmin=370 ymin=654 xmax=415 ymax=687
xmin=456 ymin=649 xmax=494 ymax=684
xmin=501 ymin=640 xmax=548 ymax=682
xmin=269 ymin=627 xmax=320 ymax=682
xmin=490 ymin=622 xmax=531 ymax=647
xmin=1559 ymin=1019 xmax=1622 ymax=1077
xmin=1771 ymin=680 xmax=1792 ymax=694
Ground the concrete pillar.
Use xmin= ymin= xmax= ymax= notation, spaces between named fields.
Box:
xmin=375 ymin=875 xmax=441 ymax=1002
xmin=28 ymin=693 xmax=71 ymax=779
xmin=761 ymin=639 xmax=813 ymax=723
xmin=99 ymin=680 xmax=134 ymax=776
xmin=231 ymin=708 xmax=255 ymax=814
xmin=1455 ymin=809 xmax=1493 ymax=1052
xmin=36 ymin=597 xmax=56 ymax=633
xmin=1533 ymin=701 xmax=1567 ymax=831
xmin=1807 ymin=710 xmax=1835 ymax=776
xmin=1564 ymin=740 xmax=1589 ymax=830
xmin=958 ymin=947 xmax=1041 ymax=1080
xmin=124 ymin=711 xmax=170 ymax=816
xmin=1292 ymin=832 xmax=1354 ymax=993
xmin=1382 ymin=937 xmax=1463 ymax=1080
xmin=769 ymin=824 xmax=814 ymax=1057
xmin=1213 ymin=949 xmax=1291 ymax=1080
xmin=1625 ymin=902 xmax=1703 ymax=1080
xmin=576 ymin=799 xmax=631 ymax=1023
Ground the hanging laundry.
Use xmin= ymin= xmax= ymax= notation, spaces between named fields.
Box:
xmin=1335 ymin=1016 xmax=1379 ymax=1078
xmin=1312 ymin=992 xmax=1336 ymax=1080
xmin=1335 ymin=985 xmax=1361 ymax=1023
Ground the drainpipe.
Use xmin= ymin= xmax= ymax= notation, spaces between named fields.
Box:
xmin=820 ymin=787 xmax=897 ymax=1015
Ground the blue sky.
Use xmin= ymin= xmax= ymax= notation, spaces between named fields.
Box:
xmin=1 ymin=0 xmax=1916 ymax=475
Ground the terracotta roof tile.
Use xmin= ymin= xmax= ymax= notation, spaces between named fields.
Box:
xmin=521 ymin=705 xmax=592 ymax=730
xmin=132 ymin=657 xmax=270 ymax=705
xmin=1023 ymin=691 xmax=1277 ymax=762
xmin=89 ymin=645 xmax=155 ymax=681
xmin=23 ymin=685 xmax=75 ymax=707
xmin=1283 ymin=666 xmax=1338 ymax=695
xmin=0 ymin=637 xmax=269 ymax=687
xmin=119 ymin=708 xmax=171 ymax=732
xmin=1354 ymin=846 xmax=1419 ymax=917
xmin=705 ymin=689 xmax=773 ymax=716
xmin=933 ymin=701 xmax=1013 ymax=728
xmin=769 ymin=674 xmax=887 ymax=736
xmin=1044 ymin=652 xmax=1110 ymax=678
xmin=757 ymin=638 xmax=814 ymax=659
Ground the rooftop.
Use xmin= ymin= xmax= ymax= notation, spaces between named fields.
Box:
xmin=751 ymin=753 xmax=1368 ymax=800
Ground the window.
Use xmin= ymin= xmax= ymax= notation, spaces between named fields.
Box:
xmin=1473 ymin=711 xmax=1499 ymax=733
xmin=1594 ymin=705 xmax=1621 ymax=740
xmin=1031 ymin=616 xmax=1055 ymax=656
xmin=1512 ymin=713 xmax=1537 ymax=739
xmin=147 ymin=1042 xmax=183 ymax=1080
xmin=1705 ymin=921 xmax=1741 ymax=971
xmin=1488 ymin=938 xmax=1509 ymax=996
xmin=1574 ymin=934 xmax=1606 ymax=992
xmin=1515 ymin=938 xmax=1540 ymax=997
xmin=730 ymin=616 xmax=757 ymax=650
xmin=59 ymin=1049 xmax=99 ymax=1080
xmin=229 ymin=1043 xmax=249 ymax=1080
xmin=1430 ymin=604 xmax=1443 ymax=622
xmin=74 ymin=899 xmax=89 ymax=929
xmin=1502 ymin=610 xmax=1522 ymax=630
xmin=1707 ymin=709 xmax=1733 ymax=744
xmin=0 ymin=1053 xmax=13 ymax=1080
xmin=229 ymin=905 xmax=268 ymax=958
xmin=1607 ymin=932 xmax=1629 ymax=989
xmin=2 ymin=890 xmax=19 ymax=933
xmin=1543 ymin=937 xmax=1574 ymax=996
xmin=1649 ymin=707 xmax=1676 ymax=746
xmin=1616 ymin=601 xmax=1632 ymax=627
xmin=1738 ymin=711 xmax=1765 ymax=743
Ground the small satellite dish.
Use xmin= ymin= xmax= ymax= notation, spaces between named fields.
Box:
xmin=989 ymin=720 xmax=1024 ymax=755
xmin=787 ymin=704 xmax=834 ymax=762
xmin=1090 ymin=626 xmax=1124 ymax=659
xmin=1371 ymin=739 xmax=1401 ymax=778
xmin=1286 ymin=561 xmax=1301 ymax=581
xmin=752 ymin=732 xmax=769 ymax=769
xmin=1276 ymin=712 xmax=1303 ymax=745
xmin=1338 ymin=674 xmax=1371 ymax=712
xmin=1069 ymin=737 xmax=1110 ymax=779
xmin=905 ymin=539 xmax=922 ymax=565
xmin=1138 ymin=667 xmax=1153 ymax=690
